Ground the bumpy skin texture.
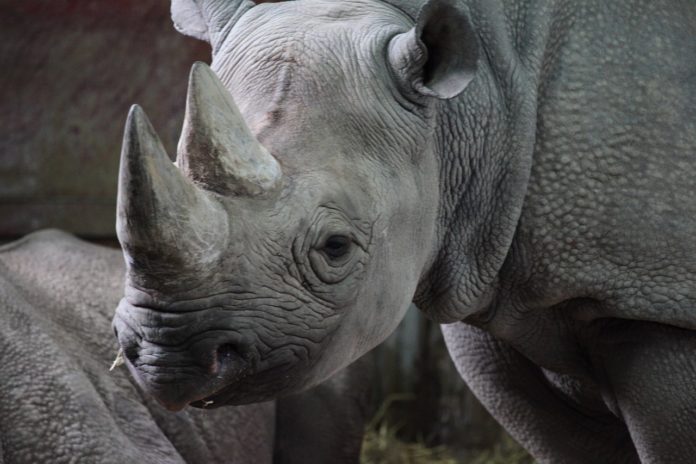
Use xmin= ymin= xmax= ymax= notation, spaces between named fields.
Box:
xmin=0 ymin=230 xmax=275 ymax=464
xmin=112 ymin=0 xmax=695 ymax=462
xmin=430 ymin=1 xmax=696 ymax=463
xmin=0 ymin=230 xmax=369 ymax=463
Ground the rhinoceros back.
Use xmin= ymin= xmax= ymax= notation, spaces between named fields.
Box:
xmin=0 ymin=230 xmax=275 ymax=464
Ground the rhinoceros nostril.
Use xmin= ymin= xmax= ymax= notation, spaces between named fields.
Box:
xmin=216 ymin=343 xmax=239 ymax=363
xmin=213 ymin=343 xmax=246 ymax=376
xmin=123 ymin=346 xmax=139 ymax=364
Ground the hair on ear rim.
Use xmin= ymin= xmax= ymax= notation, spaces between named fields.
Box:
xmin=171 ymin=0 xmax=291 ymax=48
xmin=171 ymin=0 xmax=211 ymax=42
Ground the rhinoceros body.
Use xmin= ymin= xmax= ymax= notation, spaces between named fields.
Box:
xmin=111 ymin=0 xmax=696 ymax=462
xmin=0 ymin=230 xmax=368 ymax=463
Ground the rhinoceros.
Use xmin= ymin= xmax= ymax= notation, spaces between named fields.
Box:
xmin=0 ymin=230 xmax=368 ymax=464
xmin=112 ymin=0 xmax=696 ymax=462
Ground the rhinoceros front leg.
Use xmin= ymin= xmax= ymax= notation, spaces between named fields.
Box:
xmin=442 ymin=322 xmax=640 ymax=464
xmin=588 ymin=320 xmax=696 ymax=464
xmin=273 ymin=355 xmax=372 ymax=464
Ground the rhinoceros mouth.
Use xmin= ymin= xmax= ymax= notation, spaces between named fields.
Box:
xmin=187 ymin=367 xmax=293 ymax=407
xmin=122 ymin=355 xmax=252 ymax=411
xmin=113 ymin=306 xmax=262 ymax=410
xmin=188 ymin=377 xmax=251 ymax=409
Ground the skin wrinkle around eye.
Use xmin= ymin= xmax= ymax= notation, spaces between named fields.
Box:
xmin=251 ymin=238 xmax=341 ymax=310
xmin=291 ymin=206 xmax=373 ymax=291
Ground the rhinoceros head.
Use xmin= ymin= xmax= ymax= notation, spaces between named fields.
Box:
xmin=113 ymin=0 xmax=478 ymax=410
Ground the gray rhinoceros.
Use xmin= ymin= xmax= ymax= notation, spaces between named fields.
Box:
xmin=112 ymin=0 xmax=696 ymax=462
xmin=0 ymin=230 xmax=368 ymax=464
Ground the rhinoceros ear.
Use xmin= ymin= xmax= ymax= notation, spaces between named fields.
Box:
xmin=171 ymin=0 xmax=285 ymax=49
xmin=388 ymin=0 xmax=478 ymax=100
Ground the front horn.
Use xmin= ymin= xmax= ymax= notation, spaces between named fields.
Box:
xmin=116 ymin=105 xmax=228 ymax=278
xmin=177 ymin=62 xmax=282 ymax=197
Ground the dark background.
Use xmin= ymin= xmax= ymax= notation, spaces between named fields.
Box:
xmin=0 ymin=0 xmax=209 ymax=239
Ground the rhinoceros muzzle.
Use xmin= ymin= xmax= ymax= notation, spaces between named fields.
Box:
xmin=113 ymin=299 xmax=254 ymax=411
xmin=113 ymin=62 xmax=281 ymax=410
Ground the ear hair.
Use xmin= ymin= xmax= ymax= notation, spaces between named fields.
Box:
xmin=171 ymin=0 xmax=288 ymax=49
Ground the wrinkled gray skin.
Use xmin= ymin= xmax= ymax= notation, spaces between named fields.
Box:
xmin=113 ymin=0 xmax=696 ymax=463
xmin=0 ymin=230 xmax=369 ymax=463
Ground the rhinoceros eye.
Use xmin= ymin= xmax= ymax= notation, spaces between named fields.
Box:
xmin=322 ymin=235 xmax=352 ymax=260
xmin=300 ymin=209 xmax=368 ymax=287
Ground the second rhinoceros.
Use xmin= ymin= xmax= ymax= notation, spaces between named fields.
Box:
xmin=113 ymin=0 xmax=696 ymax=462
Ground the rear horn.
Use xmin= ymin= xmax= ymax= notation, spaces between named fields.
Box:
xmin=177 ymin=62 xmax=282 ymax=196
